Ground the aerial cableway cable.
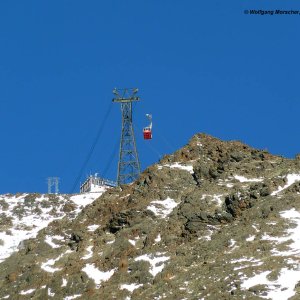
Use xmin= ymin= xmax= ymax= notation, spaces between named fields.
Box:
xmin=70 ymin=102 xmax=113 ymax=193
xmin=156 ymin=130 xmax=175 ymax=153
xmin=102 ymin=138 xmax=119 ymax=178
xmin=143 ymin=138 xmax=162 ymax=160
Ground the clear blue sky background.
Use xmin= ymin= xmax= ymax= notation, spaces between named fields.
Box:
xmin=0 ymin=0 xmax=299 ymax=194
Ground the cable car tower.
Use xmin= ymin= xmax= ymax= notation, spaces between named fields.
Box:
xmin=112 ymin=88 xmax=141 ymax=186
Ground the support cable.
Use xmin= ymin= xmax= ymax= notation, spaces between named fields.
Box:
xmin=156 ymin=130 xmax=175 ymax=153
xmin=102 ymin=138 xmax=119 ymax=178
xmin=143 ymin=139 xmax=162 ymax=160
xmin=70 ymin=102 xmax=113 ymax=193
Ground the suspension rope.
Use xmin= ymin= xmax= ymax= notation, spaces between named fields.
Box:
xmin=102 ymin=138 xmax=119 ymax=178
xmin=156 ymin=130 xmax=175 ymax=153
xmin=70 ymin=102 xmax=113 ymax=193
xmin=143 ymin=139 xmax=162 ymax=160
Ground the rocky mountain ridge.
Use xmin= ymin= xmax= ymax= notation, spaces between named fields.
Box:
xmin=1 ymin=133 xmax=300 ymax=299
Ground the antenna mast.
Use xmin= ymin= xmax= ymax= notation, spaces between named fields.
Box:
xmin=112 ymin=88 xmax=141 ymax=186
xmin=47 ymin=177 xmax=59 ymax=194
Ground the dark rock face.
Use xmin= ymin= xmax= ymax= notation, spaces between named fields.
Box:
xmin=107 ymin=211 xmax=132 ymax=233
xmin=1 ymin=133 xmax=300 ymax=299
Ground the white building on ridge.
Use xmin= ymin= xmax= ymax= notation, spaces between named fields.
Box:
xmin=80 ymin=174 xmax=117 ymax=193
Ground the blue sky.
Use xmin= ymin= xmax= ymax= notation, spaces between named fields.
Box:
xmin=0 ymin=0 xmax=300 ymax=194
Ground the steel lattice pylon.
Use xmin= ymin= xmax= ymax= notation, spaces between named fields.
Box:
xmin=47 ymin=177 xmax=59 ymax=194
xmin=112 ymin=88 xmax=141 ymax=186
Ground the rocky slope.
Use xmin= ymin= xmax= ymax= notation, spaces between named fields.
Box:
xmin=2 ymin=133 xmax=300 ymax=299
xmin=0 ymin=192 xmax=105 ymax=264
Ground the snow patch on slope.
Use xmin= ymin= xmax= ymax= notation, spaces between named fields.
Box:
xmin=233 ymin=175 xmax=263 ymax=183
xmin=87 ymin=224 xmax=100 ymax=232
xmin=246 ymin=235 xmax=255 ymax=242
xmin=212 ymin=194 xmax=223 ymax=206
xmin=20 ymin=289 xmax=35 ymax=295
xmin=154 ymin=234 xmax=161 ymax=243
xmin=241 ymin=268 xmax=300 ymax=300
xmin=45 ymin=235 xmax=64 ymax=248
xmin=158 ymin=162 xmax=194 ymax=174
xmin=41 ymin=250 xmax=71 ymax=273
xmin=0 ymin=192 xmax=103 ymax=263
xmin=120 ymin=283 xmax=143 ymax=292
xmin=82 ymin=246 xmax=93 ymax=260
xmin=263 ymin=209 xmax=300 ymax=256
xmin=135 ymin=253 xmax=170 ymax=277
xmin=147 ymin=198 xmax=178 ymax=218
xmin=64 ymin=295 xmax=81 ymax=300
xmin=271 ymin=174 xmax=300 ymax=196
xmin=82 ymin=264 xmax=115 ymax=287
xmin=69 ymin=192 xmax=102 ymax=207
xmin=241 ymin=208 xmax=300 ymax=299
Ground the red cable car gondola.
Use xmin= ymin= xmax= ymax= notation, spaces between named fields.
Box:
xmin=143 ymin=114 xmax=152 ymax=140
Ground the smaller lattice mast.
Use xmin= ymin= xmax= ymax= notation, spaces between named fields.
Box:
xmin=47 ymin=177 xmax=60 ymax=194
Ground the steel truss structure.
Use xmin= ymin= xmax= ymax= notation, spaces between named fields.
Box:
xmin=47 ymin=177 xmax=59 ymax=194
xmin=112 ymin=88 xmax=141 ymax=186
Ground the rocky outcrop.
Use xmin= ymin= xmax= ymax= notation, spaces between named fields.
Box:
xmin=1 ymin=133 xmax=300 ymax=299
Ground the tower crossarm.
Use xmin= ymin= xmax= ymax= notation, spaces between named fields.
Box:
xmin=112 ymin=88 xmax=140 ymax=103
